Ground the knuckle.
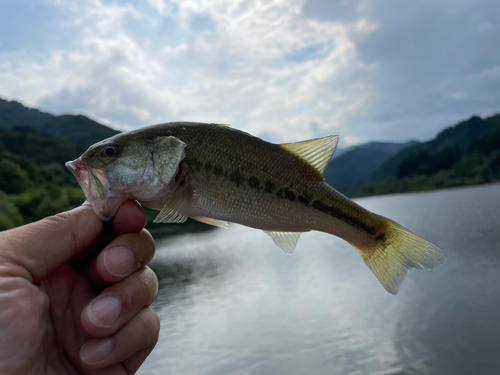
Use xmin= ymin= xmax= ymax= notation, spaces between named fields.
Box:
xmin=121 ymin=267 xmax=158 ymax=309
xmin=140 ymin=230 xmax=156 ymax=254
xmin=0 ymin=279 xmax=47 ymax=340
xmin=141 ymin=308 xmax=160 ymax=347
xmin=42 ymin=212 xmax=73 ymax=235
xmin=42 ymin=209 xmax=93 ymax=256
xmin=137 ymin=267 xmax=159 ymax=304
xmin=148 ymin=270 xmax=159 ymax=305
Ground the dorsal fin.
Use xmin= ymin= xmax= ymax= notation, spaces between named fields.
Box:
xmin=215 ymin=123 xmax=231 ymax=127
xmin=280 ymin=135 xmax=339 ymax=178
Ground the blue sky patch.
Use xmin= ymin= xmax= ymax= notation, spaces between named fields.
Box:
xmin=0 ymin=0 xmax=78 ymax=55
xmin=284 ymin=44 xmax=325 ymax=63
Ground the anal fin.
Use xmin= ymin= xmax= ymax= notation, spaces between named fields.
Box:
xmin=154 ymin=189 xmax=191 ymax=224
xmin=191 ymin=216 xmax=230 ymax=229
xmin=264 ymin=231 xmax=303 ymax=254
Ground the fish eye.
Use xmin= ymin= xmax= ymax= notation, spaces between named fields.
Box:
xmin=101 ymin=145 xmax=120 ymax=158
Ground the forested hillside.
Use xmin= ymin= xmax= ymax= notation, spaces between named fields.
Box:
xmin=0 ymin=127 xmax=85 ymax=229
xmin=0 ymin=98 xmax=119 ymax=143
xmin=324 ymin=141 xmax=416 ymax=189
xmin=342 ymin=114 xmax=500 ymax=197
xmin=0 ymin=98 xmax=121 ymax=230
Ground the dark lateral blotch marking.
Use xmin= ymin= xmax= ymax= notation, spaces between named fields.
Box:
xmin=298 ymin=194 xmax=310 ymax=205
xmin=204 ymin=161 xmax=212 ymax=172
xmin=284 ymin=189 xmax=295 ymax=202
xmin=277 ymin=188 xmax=284 ymax=198
xmin=213 ymin=165 xmax=224 ymax=177
xmin=312 ymin=199 xmax=378 ymax=235
xmin=312 ymin=200 xmax=330 ymax=214
xmin=188 ymin=158 xmax=202 ymax=171
xmin=230 ymin=170 xmax=245 ymax=187
xmin=247 ymin=177 xmax=261 ymax=190
xmin=265 ymin=181 xmax=275 ymax=193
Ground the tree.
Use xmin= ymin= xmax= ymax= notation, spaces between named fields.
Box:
xmin=0 ymin=159 xmax=31 ymax=194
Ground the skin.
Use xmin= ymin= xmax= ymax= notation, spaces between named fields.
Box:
xmin=0 ymin=200 xmax=159 ymax=375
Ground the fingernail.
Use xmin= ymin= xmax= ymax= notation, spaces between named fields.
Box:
xmin=104 ymin=246 xmax=135 ymax=277
xmin=88 ymin=296 xmax=122 ymax=328
xmin=80 ymin=338 xmax=113 ymax=364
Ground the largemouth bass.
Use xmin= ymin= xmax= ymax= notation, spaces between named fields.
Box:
xmin=66 ymin=122 xmax=447 ymax=294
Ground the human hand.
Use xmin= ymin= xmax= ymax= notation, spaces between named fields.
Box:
xmin=0 ymin=201 xmax=159 ymax=375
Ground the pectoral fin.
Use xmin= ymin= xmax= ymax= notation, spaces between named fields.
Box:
xmin=264 ymin=231 xmax=303 ymax=254
xmin=154 ymin=188 xmax=191 ymax=224
xmin=191 ymin=216 xmax=230 ymax=229
xmin=280 ymin=135 xmax=339 ymax=179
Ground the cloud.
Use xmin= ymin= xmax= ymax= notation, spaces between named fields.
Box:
xmin=303 ymin=0 xmax=500 ymax=142
xmin=0 ymin=0 xmax=499 ymax=146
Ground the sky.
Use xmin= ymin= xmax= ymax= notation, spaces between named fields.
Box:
xmin=0 ymin=0 xmax=499 ymax=147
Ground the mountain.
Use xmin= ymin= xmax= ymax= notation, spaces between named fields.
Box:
xmin=0 ymin=98 xmax=121 ymax=230
xmin=0 ymin=98 xmax=119 ymax=144
xmin=368 ymin=115 xmax=500 ymax=183
xmin=0 ymin=99 xmax=53 ymax=128
xmin=0 ymin=126 xmax=83 ymax=166
xmin=342 ymin=114 xmax=500 ymax=197
xmin=325 ymin=141 xmax=416 ymax=189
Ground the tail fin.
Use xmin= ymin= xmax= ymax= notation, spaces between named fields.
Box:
xmin=353 ymin=217 xmax=447 ymax=295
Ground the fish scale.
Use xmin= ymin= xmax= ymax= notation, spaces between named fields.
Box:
xmin=176 ymin=125 xmax=376 ymax=240
xmin=66 ymin=122 xmax=447 ymax=294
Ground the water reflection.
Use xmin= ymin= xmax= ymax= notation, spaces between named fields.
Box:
xmin=140 ymin=184 xmax=500 ymax=375
xmin=385 ymin=186 xmax=500 ymax=375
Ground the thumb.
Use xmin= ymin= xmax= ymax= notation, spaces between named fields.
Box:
xmin=0 ymin=205 xmax=103 ymax=283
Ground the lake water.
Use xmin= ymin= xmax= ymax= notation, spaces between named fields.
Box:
xmin=139 ymin=184 xmax=500 ymax=375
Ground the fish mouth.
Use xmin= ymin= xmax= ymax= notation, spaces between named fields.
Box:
xmin=66 ymin=158 xmax=126 ymax=221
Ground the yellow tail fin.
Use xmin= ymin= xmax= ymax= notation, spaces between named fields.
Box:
xmin=354 ymin=217 xmax=447 ymax=295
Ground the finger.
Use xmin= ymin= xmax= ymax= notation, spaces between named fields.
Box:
xmin=96 ymin=229 xmax=155 ymax=284
xmin=122 ymin=347 xmax=155 ymax=375
xmin=77 ymin=228 xmax=155 ymax=294
xmin=76 ymin=225 xmax=154 ymax=294
xmin=112 ymin=201 xmax=148 ymax=235
xmin=0 ymin=200 xmax=148 ymax=284
xmin=73 ymin=200 xmax=148 ymax=272
xmin=80 ymin=307 xmax=160 ymax=369
xmin=0 ymin=205 xmax=103 ymax=283
xmin=81 ymin=267 xmax=158 ymax=338
xmin=80 ymin=256 xmax=109 ymax=293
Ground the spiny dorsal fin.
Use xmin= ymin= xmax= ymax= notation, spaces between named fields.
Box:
xmin=191 ymin=216 xmax=230 ymax=229
xmin=154 ymin=189 xmax=191 ymax=224
xmin=264 ymin=231 xmax=303 ymax=254
xmin=280 ymin=135 xmax=339 ymax=178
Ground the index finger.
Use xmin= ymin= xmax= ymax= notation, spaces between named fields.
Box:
xmin=0 ymin=205 xmax=103 ymax=283
xmin=0 ymin=201 xmax=148 ymax=284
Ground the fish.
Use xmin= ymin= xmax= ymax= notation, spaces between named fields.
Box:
xmin=66 ymin=122 xmax=447 ymax=294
